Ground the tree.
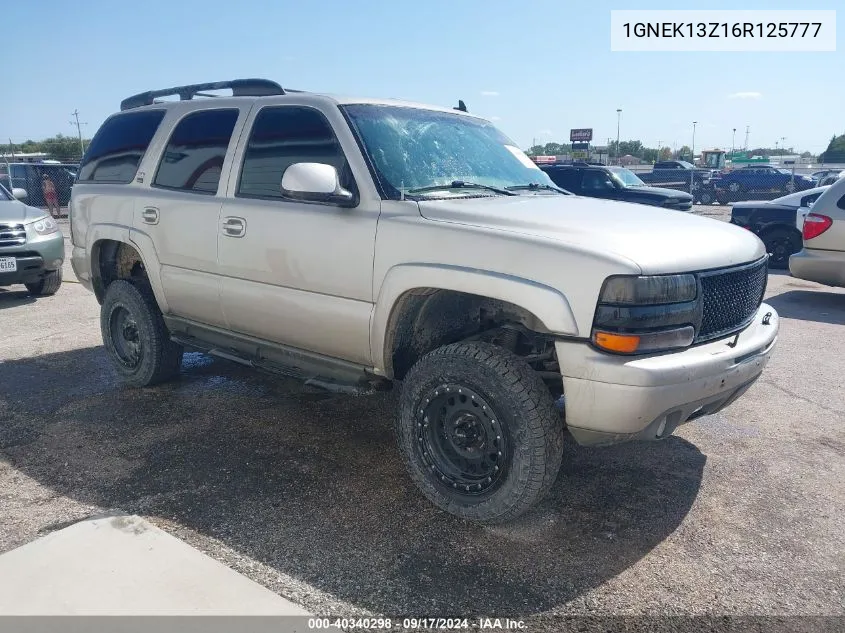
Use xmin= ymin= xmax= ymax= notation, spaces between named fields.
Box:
xmin=1 ymin=134 xmax=91 ymax=162
xmin=819 ymin=134 xmax=845 ymax=163
xmin=659 ymin=147 xmax=673 ymax=161
xmin=676 ymin=145 xmax=692 ymax=161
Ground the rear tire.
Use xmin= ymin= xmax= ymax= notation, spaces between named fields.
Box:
xmin=762 ymin=228 xmax=802 ymax=269
xmin=397 ymin=341 xmax=564 ymax=523
xmin=100 ymin=280 xmax=183 ymax=387
xmin=26 ymin=269 xmax=62 ymax=296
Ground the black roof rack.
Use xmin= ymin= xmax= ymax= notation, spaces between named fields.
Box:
xmin=120 ymin=78 xmax=285 ymax=111
xmin=454 ymin=99 xmax=468 ymax=112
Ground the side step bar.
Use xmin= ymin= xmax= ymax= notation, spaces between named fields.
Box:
xmin=170 ymin=332 xmax=388 ymax=396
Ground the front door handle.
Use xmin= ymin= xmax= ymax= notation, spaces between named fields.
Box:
xmin=141 ymin=207 xmax=159 ymax=225
xmin=221 ymin=216 xmax=246 ymax=238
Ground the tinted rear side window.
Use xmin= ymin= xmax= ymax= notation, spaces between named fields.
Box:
xmin=154 ymin=109 xmax=239 ymax=194
xmin=78 ymin=110 xmax=165 ymax=183
xmin=545 ymin=168 xmax=579 ymax=191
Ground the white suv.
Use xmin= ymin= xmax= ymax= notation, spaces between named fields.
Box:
xmin=71 ymin=79 xmax=779 ymax=522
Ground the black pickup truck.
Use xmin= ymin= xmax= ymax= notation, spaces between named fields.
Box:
xmin=636 ymin=160 xmax=719 ymax=204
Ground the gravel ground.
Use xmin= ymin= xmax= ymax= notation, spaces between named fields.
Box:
xmin=0 ymin=212 xmax=843 ymax=630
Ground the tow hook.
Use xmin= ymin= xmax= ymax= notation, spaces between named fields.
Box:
xmin=762 ymin=312 xmax=772 ymax=326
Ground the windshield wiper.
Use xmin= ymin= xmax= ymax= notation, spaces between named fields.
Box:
xmin=505 ymin=183 xmax=569 ymax=194
xmin=407 ymin=181 xmax=516 ymax=196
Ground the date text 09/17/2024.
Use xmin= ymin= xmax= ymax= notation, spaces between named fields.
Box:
xmin=307 ymin=617 xmax=527 ymax=630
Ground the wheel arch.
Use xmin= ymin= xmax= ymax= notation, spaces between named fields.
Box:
xmin=371 ymin=264 xmax=578 ymax=379
xmin=90 ymin=230 xmax=168 ymax=313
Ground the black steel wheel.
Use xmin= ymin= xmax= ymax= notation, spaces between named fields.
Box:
xmin=763 ymin=228 xmax=802 ymax=269
xmin=100 ymin=280 xmax=183 ymax=387
xmin=109 ymin=305 xmax=143 ymax=369
xmin=397 ymin=341 xmax=564 ymax=523
xmin=416 ymin=383 xmax=510 ymax=496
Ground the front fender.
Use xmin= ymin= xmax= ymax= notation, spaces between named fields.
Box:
xmin=370 ymin=263 xmax=579 ymax=375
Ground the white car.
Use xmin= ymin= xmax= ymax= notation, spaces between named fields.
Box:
xmin=790 ymin=176 xmax=845 ymax=287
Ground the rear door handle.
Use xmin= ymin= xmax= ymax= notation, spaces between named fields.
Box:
xmin=141 ymin=207 xmax=159 ymax=225
xmin=221 ymin=216 xmax=246 ymax=238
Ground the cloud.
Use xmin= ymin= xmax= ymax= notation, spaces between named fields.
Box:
xmin=728 ymin=91 xmax=762 ymax=100
xmin=480 ymin=91 xmax=499 ymax=96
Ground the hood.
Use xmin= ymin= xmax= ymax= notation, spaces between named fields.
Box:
xmin=625 ymin=185 xmax=693 ymax=200
xmin=418 ymin=194 xmax=765 ymax=274
xmin=0 ymin=199 xmax=49 ymax=223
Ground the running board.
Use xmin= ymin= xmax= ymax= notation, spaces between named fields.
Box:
xmin=167 ymin=319 xmax=389 ymax=396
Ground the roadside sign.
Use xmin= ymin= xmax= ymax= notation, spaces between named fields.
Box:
xmin=571 ymin=142 xmax=590 ymax=151
xmin=532 ymin=155 xmax=557 ymax=164
xmin=570 ymin=128 xmax=593 ymax=142
xmin=571 ymin=151 xmax=589 ymax=159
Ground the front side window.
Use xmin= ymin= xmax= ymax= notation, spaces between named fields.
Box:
xmin=79 ymin=110 xmax=165 ymax=183
xmin=582 ymin=170 xmax=615 ymax=191
xmin=238 ymin=106 xmax=352 ymax=200
xmin=342 ymin=104 xmax=554 ymax=199
xmin=154 ymin=109 xmax=239 ymax=194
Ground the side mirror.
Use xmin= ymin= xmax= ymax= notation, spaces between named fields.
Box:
xmin=280 ymin=163 xmax=355 ymax=207
xmin=11 ymin=188 xmax=28 ymax=201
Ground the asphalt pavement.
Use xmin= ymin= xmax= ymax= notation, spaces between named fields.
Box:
xmin=0 ymin=211 xmax=842 ymax=629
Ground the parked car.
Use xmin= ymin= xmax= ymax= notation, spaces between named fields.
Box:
xmin=540 ymin=163 xmax=693 ymax=211
xmin=810 ymin=169 xmax=841 ymax=184
xmin=71 ymin=78 xmax=779 ymax=523
xmin=636 ymin=160 xmax=717 ymax=204
xmin=730 ymin=186 xmax=829 ymax=268
xmin=0 ymin=183 xmax=64 ymax=295
xmin=816 ymin=169 xmax=845 ymax=187
xmin=713 ymin=165 xmax=815 ymax=204
xmin=789 ymin=176 xmax=845 ymax=287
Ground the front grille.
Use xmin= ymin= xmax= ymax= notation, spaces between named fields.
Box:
xmin=696 ymin=257 xmax=768 ymax=342
xmin=0 ymin=223 xmax=26 ymax=247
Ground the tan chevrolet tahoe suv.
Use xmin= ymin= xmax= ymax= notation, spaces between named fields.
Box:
xmin=71 ymin=79 xmax=779 ymax=523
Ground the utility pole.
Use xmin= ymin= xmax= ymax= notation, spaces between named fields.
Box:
xmin=780 ymin=136 xmax=786 ymax=158
xmin=615 ymin=109 xmax=622 ymax=165
xmin=731 ymin=128 xmax=736 ymax=157
xmin=692 ymin=121 xmax=697 ymax=163
xmin=744 ymin=125 xmax=750 ymax=151
xmin=70 ymin=110 xmax=87 ymax=158
xmin=657 ymin=140 xmax=662 ymax=163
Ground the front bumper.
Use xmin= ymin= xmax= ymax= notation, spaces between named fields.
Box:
xmin=789 ymin=248 xmax=845 ymax=288
xmin=0 ymin=232 xmax=64 ymax=287
xmin=556 ymin=303 xmax=779 ymax=446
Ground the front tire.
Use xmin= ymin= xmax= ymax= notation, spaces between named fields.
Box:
xmin=26 ymin=269 xmax=62 ymax=296
xmin=100 ymin=280 xmax=183 ymax=387
xmin=397 ymin=342 xmax=564 ymax=523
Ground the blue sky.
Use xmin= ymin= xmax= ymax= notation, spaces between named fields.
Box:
xmin=2 ymin=0 xmax=841 ymax=153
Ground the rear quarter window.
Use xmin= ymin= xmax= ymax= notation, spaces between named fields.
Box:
xmin=78 ymin=110 xmax=166 ymax=183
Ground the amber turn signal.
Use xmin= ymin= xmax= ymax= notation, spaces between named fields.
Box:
xmin=593 ymin=331 xmax=641 ymax=353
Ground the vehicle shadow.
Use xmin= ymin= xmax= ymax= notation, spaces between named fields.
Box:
xmin=0 ymin=288 xmax=36 ymax=309
xmin=765 ymin=289 xmax=845 ymax=326
xmin=0 ymin=346 xmax=706 ymax=617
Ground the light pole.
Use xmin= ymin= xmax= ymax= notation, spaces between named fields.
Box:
xmin=616 ymin=108 xmax=622 ymax=165
xmin=780 ymin=136 xmax=786 ymax=158
xmin=691 ymin=121 xmax=697 ymax=164
xmin=731 ymin=128 xmax=736 ymax=158
xmin=657 ymin=140 xmax=662 ymax=163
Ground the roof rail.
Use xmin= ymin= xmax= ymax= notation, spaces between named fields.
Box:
xmin=120 ymin=78 xmax=285 ymax=111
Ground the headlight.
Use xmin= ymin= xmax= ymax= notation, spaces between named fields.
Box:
xmin=592 ymin=274 xmax=699 ymax=354
xmin=599 ymin=274 xmax=696 ymax=305
xmin=31 ymin=216 xmax=59 ymax=236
